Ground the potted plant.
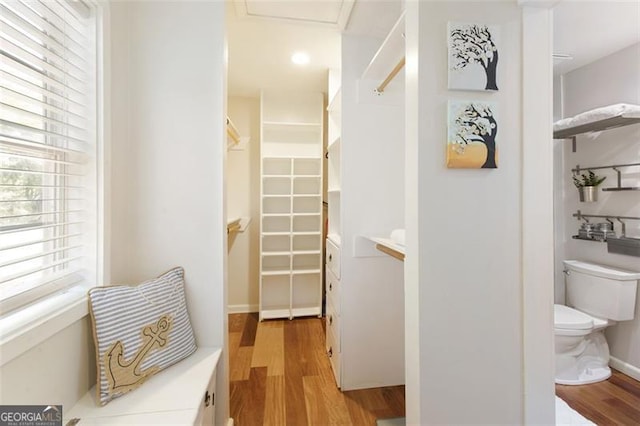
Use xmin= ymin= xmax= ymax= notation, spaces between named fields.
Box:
xmin=573 ymin=171 xmax=606 ymax=202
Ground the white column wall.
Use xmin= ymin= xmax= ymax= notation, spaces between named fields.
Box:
xmin=406 ymin=2 xmax=530 ymax=423
xmin=109 ymin=2 xmax=228 ymax=423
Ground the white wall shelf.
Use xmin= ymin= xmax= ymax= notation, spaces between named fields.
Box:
xmin=360 ymin=11 xmax=406 ymax=82
xmin=259 ymin=92 xmax=324 ymax=321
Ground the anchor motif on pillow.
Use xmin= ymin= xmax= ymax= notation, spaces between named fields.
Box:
xmin=104 ymin=315 xmax=173 ymax=395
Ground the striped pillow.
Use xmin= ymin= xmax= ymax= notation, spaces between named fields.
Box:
xmin=88 ymin=267 xmax=197 ymax=405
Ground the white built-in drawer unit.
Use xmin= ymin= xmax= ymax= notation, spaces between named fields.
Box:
xmin=326 ymin=267 xmax=341 ymax=316
xmin=326 ymin=238 xmax=341 ymax=279
xmin=326 ymin=324 xmax=341 ymax=386
xmin=325 ymin=244 xmax=342 ymax=385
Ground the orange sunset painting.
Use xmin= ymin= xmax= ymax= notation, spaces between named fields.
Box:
xmin=447 ymin=100 xmax=498 ymax=169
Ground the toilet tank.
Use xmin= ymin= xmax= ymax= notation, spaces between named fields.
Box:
xmin=564 ymin=260 xmax=640 ymax=321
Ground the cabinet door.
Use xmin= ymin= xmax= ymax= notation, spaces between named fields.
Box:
xmin=194 ymin=368 xmax=216 ymax=425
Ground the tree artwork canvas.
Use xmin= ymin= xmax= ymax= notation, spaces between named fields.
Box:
xmin=448 ymin=22 xmax=499 ymax=91
xmin=447 ymin=100 xmax=498 ymax=169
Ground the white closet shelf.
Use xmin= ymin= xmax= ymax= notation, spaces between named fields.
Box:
xmin=293 ymin=175 xmax=321 ymax=179
xmin=328 ymin=88 xmax=342 ymax=112
xmin=261 ymin=270 xmax=291 ymax=276
xmin=292 ymin=269 xmax=321 ymax=275
xmin=328 ymin=136 xmax=341 ymax=150
xmin=360 ymin=10 xmax=406 ymax=82
xmin=293 ymin=194 xmax=321 ymax=198
xmin=291 ymin=307 xmax=322 ymax=317
xmin=293 ymin=250 xmax=321 ymax=255
xmin=328 ymin=188 xmax=341 ymax=194
xmin=293 ymin=231 xmax=321 ymax=236
xmin=263 ymin=121 xmax=322 ymax=128
xmin=293 ymin=213 xmax=321 ymax=217
xmin=370 ymin=237 xmax=405 ymax=261
xmin=263 ymin=194 xmax=290 ymax=198
xmin=262 ymin=231 xmax=290 ymax=236
xmin=263 ymin=213 xmax=290 ymax=217
xmin=263 ymin=175 xmax=291 ymax=179
xmin=262 ymin=309 xmax=291 ymax=320
xmin=262 ymin=251 xmax=291 ymax=256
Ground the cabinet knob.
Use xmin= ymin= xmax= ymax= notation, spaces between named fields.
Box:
xmin=329 ymin=315 xmax=333 ymax=326
xmin=329 ymin=283 xmax=332 ymax=291
xmin=329 ymin=254 xmax=332 ymax=262
xmin=328 ymin=347 xmax=333 ymax=358
xmin=204 ymin=390 xmax=212 ymax=407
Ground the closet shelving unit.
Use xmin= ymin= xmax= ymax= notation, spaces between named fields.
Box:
xmin=260 ymin=92 xmax=324 ymax=321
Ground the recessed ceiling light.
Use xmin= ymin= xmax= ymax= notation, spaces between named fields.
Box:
xmin=291 ymin=51 xmax=310 ymax=66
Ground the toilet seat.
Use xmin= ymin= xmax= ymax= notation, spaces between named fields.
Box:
xmin=554 ymin=304 xmax=593 ymax=330
xmin=554 ymin=304 xmax=609 ymax=336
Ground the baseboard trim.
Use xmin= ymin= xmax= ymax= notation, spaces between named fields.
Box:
xmin=227 ymin=418 xmax=234 ymax=426
xmin=227 ymin=304 xmax=258 ymax=314
xmin=610 ymin=356 xmax=640 ymax=381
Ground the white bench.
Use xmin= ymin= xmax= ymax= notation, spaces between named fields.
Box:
xmin=64 ymin=347 xmax=221 ymax=425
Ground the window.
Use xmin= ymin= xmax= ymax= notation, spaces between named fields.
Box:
xmin=0 ymin=0 xmax=98 ymax=313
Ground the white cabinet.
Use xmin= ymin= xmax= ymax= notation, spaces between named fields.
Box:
xmin=259 ymin=92 xmax=324 ymax=321
xmin=64 ymin=348 xmax=221 ymax=425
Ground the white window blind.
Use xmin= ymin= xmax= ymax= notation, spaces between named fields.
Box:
xmin=0 ymin=0 xmax=96 ymax=313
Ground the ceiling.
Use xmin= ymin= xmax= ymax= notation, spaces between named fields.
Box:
xmin=227 ymin=0 xmax=640 ymax=97
xmin=552 ymin=1 xmax=640 ymax=75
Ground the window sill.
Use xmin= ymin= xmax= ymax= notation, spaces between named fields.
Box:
xmin=0 ymin=286 xmax=90 ymax=367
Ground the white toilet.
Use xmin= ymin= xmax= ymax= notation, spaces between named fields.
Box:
xmin=554 ymin=260 xmax=640 ymax=385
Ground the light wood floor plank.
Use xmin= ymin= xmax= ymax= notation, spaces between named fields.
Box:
xmin=264 ymin=375 xmax=286 ymax=426
xmin=239 ymin=312 xmax=259 ymax=347
xmin=283 ymin=319 xmax=310 ymax=425
xmin=230 ymin=346 xmax=253 ymax=382
xmin=303 ymin=375 xmax=331 ymax=426
xmin=251 ymin=320 xmax=284 ymax=376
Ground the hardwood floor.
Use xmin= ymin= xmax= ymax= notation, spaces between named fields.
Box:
xmin=556 ymin=369 xmax=640 ymax=425
xmin=228 ymin=313 xmax=405 ymax=425
xmin=230 ymin=312 xmax=640 ymax=425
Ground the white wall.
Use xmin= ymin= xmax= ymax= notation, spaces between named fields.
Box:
xmin=0 ymin=318 xmax=95 ymax=407
xmin=557 ymin=43 xmax=640 ymax=376
xmin=109 ymin=1 xmax=228 ymax=423
xmin=227 ymin=97 xmax=260 ymax=313
xmin=406 ymin=2 xmax=525 ymax=423
xmin=340 ymin=35 xmax=405 ymax=390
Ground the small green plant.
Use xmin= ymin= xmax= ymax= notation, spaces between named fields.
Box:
xmin=573 ymin=170 xmax=606 ymax=188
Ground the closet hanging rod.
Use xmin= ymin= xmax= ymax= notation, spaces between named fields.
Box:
xmin=226 ymin=116 xmax=241 ymax=145
xmin=376 ymin=57 xmax=406 ymax=94
xmin=573 ymin=210 xmax=640 ymax=222
xmin=572 ymin=162 xmax=640 ymax=173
